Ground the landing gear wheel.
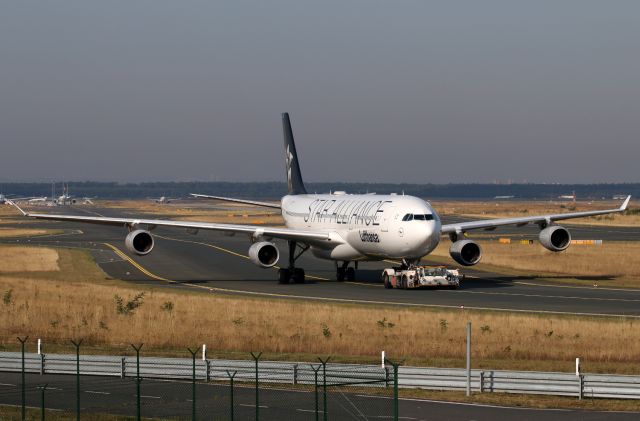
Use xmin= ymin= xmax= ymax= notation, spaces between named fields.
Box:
xmin=336 ymin=267 xmax=346 ymax=282
xmin=278 ymin=268 xmax=291 ymax=284
xmin=346 ymin=267 xmax=356 ymax=282
xmin=383 ymin=273 xmax=392 ymax=289
xmin=401 ymin=275 xmax=409 ymax=290
xmin=292 ymin=268 xmax=306 ymax=284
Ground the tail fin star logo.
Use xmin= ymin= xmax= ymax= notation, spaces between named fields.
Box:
xmin=285 ymin=145 xmax=294 ymax=190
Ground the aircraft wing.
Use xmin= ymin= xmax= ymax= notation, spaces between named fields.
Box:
xmin=441 ymin=196 xmax=631 ymax=234
xmin=8 ymin=200 xmax=331 ymax=243
xmin=190 ymin=193 xmax=282 ymax=209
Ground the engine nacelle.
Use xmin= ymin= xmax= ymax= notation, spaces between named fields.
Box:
xmin=125 ymin=229 xmax=154 ymax=256
xmin=539 ymin=225 xmax=571 ymax=252
xmin=248 ymin=241 xmax=279 ymax=268
xmin=450 ymin=239 xmax=482 ymax=266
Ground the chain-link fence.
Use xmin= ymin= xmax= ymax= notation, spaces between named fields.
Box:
xmin=0 ymin=337 xmax=400 ymax=420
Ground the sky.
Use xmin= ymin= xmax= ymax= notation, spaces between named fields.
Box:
xmin=1 ymin=1 xmax=639 ymax=184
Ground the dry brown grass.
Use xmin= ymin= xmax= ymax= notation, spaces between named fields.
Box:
xmin=431 ymin=241 xmax=640 ymax=280
xmin=0 ymin=246 xmax=59 ymax=272
xmin=400 ymin=389 xmax=640 ymax=412
xmin=0 ymin=228 xmax=53 ymax=238
xmin=431 ymin=199 xmax=640 ymax=227
xmin=1 ymin=245 xmax=640 ymax=374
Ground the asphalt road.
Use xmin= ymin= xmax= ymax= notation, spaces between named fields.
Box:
xmin=3 ymin=205 xmax=640 ymax=317
xmin=0 ymin=372 xmax=637 ymax=420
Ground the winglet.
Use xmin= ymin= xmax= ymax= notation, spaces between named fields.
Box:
xmin=6 ymin=199 xmax=28 ymax=216
xmin=620 ymin=195 xmax=631 ymax=211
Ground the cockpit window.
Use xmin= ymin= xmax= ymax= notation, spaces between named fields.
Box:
xmin=403 ymin=214 xmax=433 ymax=221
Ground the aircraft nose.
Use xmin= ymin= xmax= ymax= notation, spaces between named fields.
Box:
xmin=417 ymin=220 xmax=440 ymax=255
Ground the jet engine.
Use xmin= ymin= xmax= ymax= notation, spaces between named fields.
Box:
xmin=125 ymin=229 xmax=154 ymax=256
xmin=450 ymin=239 xmax=482 ymax=266
xmin=539 ymin=225 xmax=571 ymax=252
xmin=248 ymin=242 xmax=279 ymax=268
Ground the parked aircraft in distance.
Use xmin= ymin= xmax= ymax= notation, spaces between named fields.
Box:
xmin=56 ymin=184 xmax=76 ymax=205
xmin=9 ymin=113 xmax=631 ymax=284
xmin=0 ymin=194 xmax=36 ymax=205
xmin=494 ymin=195 xmax=515 ymax=199
xmin=150 ymin=196 xmax=179 ymax=204
xmin=558 ymin=191 xmax=577 ymax=201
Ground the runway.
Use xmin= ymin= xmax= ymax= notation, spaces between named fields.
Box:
xmin=3 ymin=205 xmax=640 ymax=317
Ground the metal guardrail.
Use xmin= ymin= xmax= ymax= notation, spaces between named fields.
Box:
xmin=1 ymin=352 xmax=640 ymax=399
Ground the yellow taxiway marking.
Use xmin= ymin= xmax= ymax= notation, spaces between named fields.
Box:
xmin=154 ymin=234 xmax=330 ymax=281
xmin=157 ymin=235 xmax=251 ymax=261
xmin=345 ymin=282 xmax=383 ymax=288
xmin=103 ymin=243 xmax=173 ymax=283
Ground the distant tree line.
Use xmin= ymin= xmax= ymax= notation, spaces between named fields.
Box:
xmin=2 ymin=181 xmax=639 ymax=200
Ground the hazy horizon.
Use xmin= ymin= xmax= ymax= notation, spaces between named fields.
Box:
xmin=2 ymin=1 xmax=639 ymax=184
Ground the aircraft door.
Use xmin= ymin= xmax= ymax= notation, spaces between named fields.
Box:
xmin=380 ymin=205 xmax=395 ymax=232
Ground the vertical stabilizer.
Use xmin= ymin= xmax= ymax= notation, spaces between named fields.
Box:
xmin=282 ymin=113 xmax=307 ymax=195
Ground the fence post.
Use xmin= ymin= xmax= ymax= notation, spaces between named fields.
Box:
xmin=250 ymin=352 xmax=262 ymax=421
xmin=578 ymin=374 xmax=584 ymax=400
xmin=205 ymin=359 xmax=211 ymax=382
xmin=187 ymin=347 xmax=197 ymax=421
xmin=292 ymin=364 xmax=298 ymax=385
xmin=479 ymin=371 xmax=484 ymax=393
xmin=226 ymin=370 xmax=237 ymax=421
xmin=18 ymin=336 xmax=28 ymax=421
xmin=466 ymin=321 xmax=472 ymax=397
xmin=318 ymin=357 xmax=330 ymax=421
xmin=385 ymin=358 xmax=400 ymax=421
xmin=131 ymin=344 xmax=143 ymax=421
xmin=40 ymin=353 xmax=45 ymax=376
xmin=71 ymin=339 xmax=83 ymax=421
xmin=311 ymin=364 xmax=321 ymax=421
xmin=38 ymin=384 xmax=48 ymax=421
xmin=120 ymin=357 xmax=126 ymax=379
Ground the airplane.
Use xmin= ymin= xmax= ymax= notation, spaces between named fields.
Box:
xmin=150 ymin=196 xmax=179 ymax=204
xmin=0 ymin=194 xmax=37 ymax=205
xmin=56 ymin=183 xmax=76 ymax=205
xmin=558 ymin=191 xmax=577 ymax=201
xmin=8 ymin=113 xmax=631 ymax=284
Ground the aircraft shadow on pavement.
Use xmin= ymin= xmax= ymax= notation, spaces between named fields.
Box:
xmin=351 ymin=269 xmax=518 ymax=290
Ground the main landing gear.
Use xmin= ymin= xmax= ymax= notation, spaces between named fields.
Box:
xmin=278 ymin=241 xmax=309 ymax=284
xmin=336 ymin=261 xmax=358 ymax=282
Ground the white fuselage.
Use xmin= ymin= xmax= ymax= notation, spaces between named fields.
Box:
xmin=281 ymin=194 xmax=441 ymax=262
